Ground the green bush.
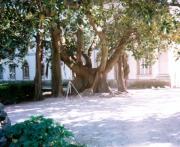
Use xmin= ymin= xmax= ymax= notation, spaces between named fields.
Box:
xmin=5 ymin=116 xmax=84 ymax=147
xmin=0 ymin=81 xmax=34 ymax=105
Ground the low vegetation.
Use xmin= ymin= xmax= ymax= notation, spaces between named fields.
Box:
xmin=0 ymin=81 xmax=34 ymax=105
xmin=5 ymin=116 xmax=84 ymax=147
xmin=128 ymin=80 xmax=170 ymax=89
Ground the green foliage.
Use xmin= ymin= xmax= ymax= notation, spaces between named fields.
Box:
xmin=86 ymin=0 xmax=179 ymax=64
xmin=0 ymin=0 xmax=179 ymax=87
xmin=5 ymin=116 xmax=84 ymax=147
xmin=0 ymin=81 xmax=34 ymax=104
xmin=0 ymin=1 xmax=34 ymax=59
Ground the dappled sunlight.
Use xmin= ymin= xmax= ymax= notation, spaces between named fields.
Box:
xmin=5 ymin=89 xmax=180 ymax=146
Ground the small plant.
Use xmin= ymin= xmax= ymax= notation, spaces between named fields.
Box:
xmin=5 ymin=116 xmax=84 ymax=147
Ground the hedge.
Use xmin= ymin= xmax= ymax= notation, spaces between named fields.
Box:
xmin=0 ymin=81 xmax=34 ymax=105
xmin=128 ymin=79 xmax=170 ymax=89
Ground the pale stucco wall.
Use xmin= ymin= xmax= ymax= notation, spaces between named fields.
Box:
xmin=0 ymin=47 xmax=72 ymax=81
xmin=107 ymin=50 xmax=172 ymax=84
xmin=1 ymin=46 xmax=180 ymax=88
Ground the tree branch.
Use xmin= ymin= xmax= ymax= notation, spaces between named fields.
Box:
xmin=105 ymin=28 xmax=137 ymax=73
xmin=86 ymin=11 xmax=108 ymax=72
xmin=61 ymin=47 xmax=95 ymax=77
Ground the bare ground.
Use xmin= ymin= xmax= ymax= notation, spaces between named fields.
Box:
xmin=5 ymin=88 xmax=180 ymax=147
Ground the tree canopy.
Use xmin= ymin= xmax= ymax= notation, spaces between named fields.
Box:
xmin=0 ymin=0 xmax=179 ymax=94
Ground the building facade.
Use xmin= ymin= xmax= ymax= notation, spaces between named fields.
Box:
xmin=0 ymin=46 xmax=180 ymax=88
xmin=0 ymin=48 xmax=72 ymax=82
xmin=107 ymin=46 xmax=180 ymax=88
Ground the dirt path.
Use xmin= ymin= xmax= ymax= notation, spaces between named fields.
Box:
xmin=5 ymin=89 xmax=180 ymax=147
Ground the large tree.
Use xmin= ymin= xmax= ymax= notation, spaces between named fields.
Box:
xmin=0 ymin=0 xmax=47 ymax=100
xmin=0 ymin=1 xmax=33 ymax=60
xmin=59 ymin=0 xmax=179 ymax=93
xmin=1 ymin=0 xmax=179 ymax=97
xmin=0 ymin=0 xmax=65 ymax=98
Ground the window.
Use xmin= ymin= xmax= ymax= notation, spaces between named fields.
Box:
xmin=137 ymin=59 xmax=152 ymax=75
xmin=0 ymin=64 xmax=3 ymax=80
xmin=22 ymin=61 xmax=30 ymax=79
xmin=9 ymin=64 xmax=16 ymax=80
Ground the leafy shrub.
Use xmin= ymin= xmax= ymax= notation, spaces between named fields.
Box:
xmin=0 ymin=80 xmax=71 ymax=104
xmin=5 ymin=116 xmax=84 ymax=147
xmin=0 ymin=81 xmax=34 ymax=105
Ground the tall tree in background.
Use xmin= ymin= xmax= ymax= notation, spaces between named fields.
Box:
xmin=116 ymin=52 xmax=129 ymax=92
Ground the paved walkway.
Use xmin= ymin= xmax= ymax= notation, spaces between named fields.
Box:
xmin=5 ymin=88 xmax=180 ymax=147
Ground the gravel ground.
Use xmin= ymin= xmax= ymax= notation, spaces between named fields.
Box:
xmin=5 ymin=88 xmax=180 ymax=147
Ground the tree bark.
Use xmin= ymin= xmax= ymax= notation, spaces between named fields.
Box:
xmin=61 ymin=13 xmax=135 ymax=93
xmin=105 ymin=29 xmax=135 ymax=74
xmin=122 ymin=53 xmax=130 ymax=90
xmin=34 ymin=32 xmax=43 ymax=100
xmin=51 ymin=25 xmax=63 ymax=97
xmin=76 ymin=27 xmax=83 ymax=64
xmin=116 ymin=52 xmax=130 ymax=92
xmin=93 ymin=71 xmax=110 ymax=93
xmin=61 ymin=30 xmax=132 ymax=93
xmin=117 ymin=55 xmax=126 ymax=92
xmin=70 ymin=69 xmax=110 ymax=93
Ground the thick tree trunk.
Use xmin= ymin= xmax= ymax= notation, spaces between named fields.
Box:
xmin=116 ymin=53 xmax=130 ymax=92
xmin=60 ymin=11 xmax=136 ymax=94
xmin=76 ymin=27 xmax=83 ymax=64
xmin=51 ymin=25 xmax=63 ymax=97
xmin=34 ymin=32 xmax=43 ymax=100
xmin=122 ymin=53 xmax=130 ymax=90
xmin=72 ymin=75 xmax=93 ymax=93
xmin=117 ymin=56 xmax=126 ymax=92
xmin=86 ymin=12 xmax=110 ymax=93
xmin=71 ymin=70 xmax=110 ymax=94
xmin=93 ymin=72 xmax=110 ymax=93
xmin=59 ymin=12 xmax=134 ymax=94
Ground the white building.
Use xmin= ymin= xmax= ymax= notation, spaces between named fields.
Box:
xmin=107 ymin=45 xmax=180 ymax=88
xmin=0 ymin=46 xmax=180 ymax=88
xmin=0 ymin=48 xmax=72 ymax=82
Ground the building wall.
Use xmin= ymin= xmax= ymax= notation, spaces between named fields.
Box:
xmin=1 ymin=47 xmax=180 ymax=88
xmin=0 ymin=48 xmax=72 ymax=81
xmin=92 ymin=50 xmax=173 ymax=85
xmin=168 ymin=44 xmax=180 ymax=88
xmin=107 ymin=50 xmax=172 ymax=85
xmin=127 ymin=52 xmax=138 ymax=79
xmin=130 ymin=51 xmax=171 ymax=81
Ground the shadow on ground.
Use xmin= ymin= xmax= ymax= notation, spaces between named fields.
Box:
xmin=68 ymin=113 xmax=180 ymax=147
xmin=5 ymin=89 xmax=180 ymax=146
